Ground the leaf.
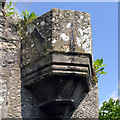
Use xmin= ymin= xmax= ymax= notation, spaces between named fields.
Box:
xmin=35 ymin=15 xmax=38 ymax=18
xmin=96 ymin=67 xmax=105 ymax=73
xmin=100 ymin=59 xmax=103 ymax=65
xmin=10 ymin=1 xmax=12 ymax=6
xmin=25 ymin=10 xmax=29 ymax=19
xmin=94 ymin=59 xmax=103 ymax=66
xmin=101 ymin=64 xmax=106 ymax=67
xmin=28 ymin=12 xmax=34 ymax=21
xmin=99 ymin=98 xmax=120 ymax=119
xmin=99 ymin=71 xmax=107 ymax=74
xmin=9 ymin=12 xmax=14 ymax=15
xmin=7 ymin=4 xmax=10 ymax=9
xmin=22 ymin=11 xmax=26 ymax=17
xmin=22 ymin=11 xmax=27 ymax=23
xmin=6 ymin=14 xmax=9 ymax=17
xmin=99 ymin=67 xmax=105 ymax=72
xmin=10 ymin=8 xmax=14 ymax=11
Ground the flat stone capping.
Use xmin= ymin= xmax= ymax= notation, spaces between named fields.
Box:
xmin=21 ymin=52 xmax=93 ymax=87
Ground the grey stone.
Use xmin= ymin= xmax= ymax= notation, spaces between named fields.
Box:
xmin=0 ymin=7 xmax=99 ymax=119
xmin=21 ymin=8 xmax=99 ymax=118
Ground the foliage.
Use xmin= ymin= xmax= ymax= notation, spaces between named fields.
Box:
xmin=4 ymin=1 xmax=38 ymax=38
xmin=93 ymin=59 xmax=107 ymax=82
xmin=18 ymin=10 xmax=38 ymax=37
xmin=22 ymin=10 xmax=38 ymax=25
xmin=99 ymin=98 xmax=120 ymax=119
xmin=4 ymin=1 xmax=15 ymax=17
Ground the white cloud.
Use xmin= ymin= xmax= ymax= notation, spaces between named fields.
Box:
xmin=99 ymin=90 xmax=118 ymax=108
xmin=99 ymin=98 xmax=109 ymax=108
xmin=110 ymin=90 xmax=118 ymax=100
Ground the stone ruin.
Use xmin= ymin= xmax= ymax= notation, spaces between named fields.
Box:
xmin=0 ymin=2 xmax=99 ymax=119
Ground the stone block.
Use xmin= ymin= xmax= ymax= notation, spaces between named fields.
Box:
xmin=21 ymin=8 xmax=95 ymax=117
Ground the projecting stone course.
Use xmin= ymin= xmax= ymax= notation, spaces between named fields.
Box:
xmin=21 ymin=8 xmax=99 ymax=118
xmin=0 ymin=7 xmax=99 ymax=119
xmin=21 ymin=8 xmax=93 ymax=68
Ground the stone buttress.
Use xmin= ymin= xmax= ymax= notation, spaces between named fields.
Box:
xmin=0 ymin=3 xmax=99 ymax=118
xmin=21 ymin=8 xmax=99 ymax=118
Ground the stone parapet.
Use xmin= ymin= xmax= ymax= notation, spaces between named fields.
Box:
xmin=21 ymin=8 xmax=99 ymax=118
xmin=21 ymin=8 xmax=93 ymax=67
xmin=0 ymin=7 xmax=99 ymax=119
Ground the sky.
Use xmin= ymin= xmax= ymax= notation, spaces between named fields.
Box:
xmin=15 ymin=2 xmax=118 ymax=107
xmin=118 ymin=2 xmax=120 ymax=102
xmin=6 ymin=0 xmax=119 ymax=2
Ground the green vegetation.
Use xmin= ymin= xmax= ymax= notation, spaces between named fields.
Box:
xmin=4 ymin=1 xmax=38 ymax=38
xmin=19 ymin=10 xmax=38 ymax=37
xmin=4 ymin=1 xmax=16 ymax=17
xmin=22 ymin=10 xmax=38 ymax=25
xmin=93 ymin=59 xmax=107 ymax=82
xmin=99 ymin=98 xmax=120 ymax=119
xmin=5 ymin=1 xmax=119 ymax=120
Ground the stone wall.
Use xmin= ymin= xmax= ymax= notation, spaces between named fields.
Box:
xmin=0 ymin=9 xmax=22 ymax=118
xmin=21 ymin=8 xmax=99 ymax=118
xmin=72 ymin=82 xmax=99 ymax=118
xmin=0 ymin=6 xmax=99 ymax=119
xmin=0 ymin=8 xmax=40 ymax=119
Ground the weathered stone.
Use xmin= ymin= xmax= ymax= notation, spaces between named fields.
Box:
xmin=21 ymin=9 xmax=92 ymax=68
xmin=21 ymin=8 xmax=99 ymax=118
xmin=0 ymin=6 xmax=99 ymax=119
xmin=0 ymin=7 xmax=22 ymax=118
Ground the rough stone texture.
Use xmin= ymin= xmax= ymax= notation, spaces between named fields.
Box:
xmin=0 ymin=7 xmax=99 ymax=119
xmin=21 ymin=8 xmax=92 ymax=68
xmin=21 ymin=8 xmax=99 ymax=118
xmin=0 ymin=2 xmax=2 ymax=13
xmin=0 ymin=11 xmax=22 ymax=118
xmin=0 ymin=10 xmax=41 ymax=119
xmin=71 ymin=82 xmax=99 ymax=118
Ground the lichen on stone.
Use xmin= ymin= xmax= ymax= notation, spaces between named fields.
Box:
xmin=40 ymin=21 xmax=45 ymax=26
xmin=52 ymin=39 xmax=56 ymax=44
xmin=60 ymin=33 xmax=69 ymax=41
xmin=66 ymin=23 xmax=71 ymax=28
xmin=76 ymin=37 xmax=81 ymax=46
xmin=78 ymin=28 xmax=83 ymax=36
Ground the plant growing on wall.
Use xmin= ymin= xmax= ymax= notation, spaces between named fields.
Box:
xmin=4 ymin=1 xmax=38 ymax=38
xmin=22 ymin=10 xmax=38 ymax=25
xmin=19 ymin=10 xmax=38 ymax=38
xmin=4 ymin=1 xmax=16 ymax=17
xmin=93 ymin=59 xmax=107 ymax=82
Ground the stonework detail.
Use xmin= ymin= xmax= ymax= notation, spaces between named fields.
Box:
xmin=0 ymin=6 xmax=99 ymax=119
xmin=21 ymin=8 xmax=93 ymax=67
xmin=72 ymin=83 xmax=99 ymax=118
xmin=21 ymin=8 xmax=99 ymax=118
xmin=0 ymin=11 xmax=22 ymax=118
xmin=40 ymin=9 xmax=91 ymax=54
